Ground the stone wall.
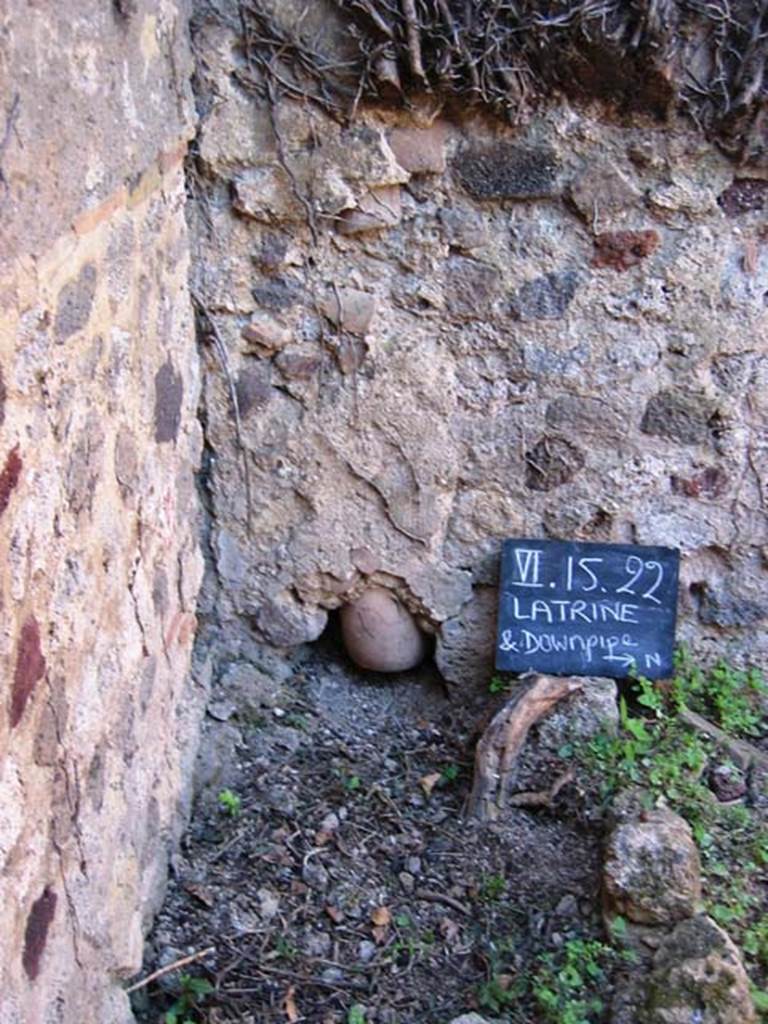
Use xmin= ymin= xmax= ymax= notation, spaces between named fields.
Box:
xmin=2 ymin=1 xmax=766 ymax=1017
xmin=191 ymin=7 xmax=768 ymax=685
xmin=0 ymin=3 xmax=202 ymax=1021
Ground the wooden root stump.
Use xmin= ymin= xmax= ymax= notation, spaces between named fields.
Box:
xmin=468 ymin=673 xmax=582 ymax=822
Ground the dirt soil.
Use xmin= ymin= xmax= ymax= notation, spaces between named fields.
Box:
xmin=132 ymin=630 xmax=608 ymax=1024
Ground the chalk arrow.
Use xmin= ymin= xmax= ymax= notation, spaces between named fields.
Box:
xmin=602 ymin=653 xmax=636 ymax=669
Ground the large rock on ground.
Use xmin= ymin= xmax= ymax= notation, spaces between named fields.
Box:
xmin=603 ymin=807 xmax=702 ymax=925
xmin=340 ymin=587 xmax=427 ymax=672
xmin=536 ymin=676 xmax=618 ymax=746
xmin=643 ymin=915 xmax=756 ymax=1024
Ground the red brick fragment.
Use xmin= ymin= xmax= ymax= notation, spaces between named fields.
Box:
xmin=23 ymin=887 xmax=57 ymax=980
xmin=670 ymin=467 xmax=728 ymax=499
xmin=389 ymin=122 xmax=447 ymax=175
xmin=0 ymin=445 xmax=22 ymax=517
xmin=592 ymin=230 xmax=660 ymax=271
xmin=11 ymin=616 xmax=46 ymax=728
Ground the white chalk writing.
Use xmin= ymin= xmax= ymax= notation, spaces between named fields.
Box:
xmin=511 ymin=547 xmax=544 ymax=587
xmin=499 ymin=628 xmax=645 ymax=668
xmin=511 ymin=596 xmax=639 ymax=624
xmin=498 ymin=539 xmax=678 ymax=678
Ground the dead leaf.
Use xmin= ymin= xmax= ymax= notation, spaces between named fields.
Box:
xmin=315 ymin=829 xmax=334 ymax=847
xmin=419 ymin=772 xmax=441 ymax=797
xmin=325 ymin=905 xmax=343 ymax=924
xmin=284 ymin=984 xmax=299 ymax=1023
xmin=508 ymin=766 xmax=577 ymax=808
xmin=371 ymin=906 xmax=391 ymax=927
xmin=439 ymin=916 xmax=460 ymax=942
xmin=184 ymin=882 xmax=214 ymax=908
xmin=371 ymin=906 xmax=391 ymax=944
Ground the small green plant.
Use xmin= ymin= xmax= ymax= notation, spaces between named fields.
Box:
xmin=478 ymin=873 xmax=506 ymax=903
xmin=477 ymin=973 xmax=519 ymax=1013
xmin=634 ymin=673 xmax=666 ymax=717
xmin=752 ymin=985 xmax=768 ymax=1015
xmin=671 ymin=648 xmax=767 ymax=737
xmin=164 ymin=973 xmax=213 ymax=1024
xmin=389 ymin=913 xmax=436 ymax=966
xmin=217 ymin=788 xmax=241 ymax=818
xmin=607 ymin=914 xmax=629 ymax=942
xmin=282 ymin=712 xmax=309 ymax=731
xmin=476 ymin=934 xmax=520 ymax=1013
xmin=575 ymin=648 xmax=768 ymax=1002
xmin=582 ymin=670 xmax=712 ymax=814
xmin=273 ymin=935 xmax=299 ymax=962
xmin=475 ymin=934 xmax=623 ymax=1023
xmin=347 ymin=1006 xmax=366 ymax=1024
xmin=440 ymin=763 xmax=460 ymax=784
xmin=489 ymin=675 xmax=508 ymax=694
xmin=531 ymin=938 xmax=618 ymax=1024
xmin=345 ymin=774 xmax=362 ymax=792
xmin=240 ymin=710 xmax=267 ymax=730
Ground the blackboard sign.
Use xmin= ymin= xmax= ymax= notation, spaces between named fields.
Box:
xmin=496 ymin=539 xmax=680 ymax=679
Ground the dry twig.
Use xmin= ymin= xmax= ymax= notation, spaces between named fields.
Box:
xmin=413 ymin=887 xmax=471 ymax=916
xmin=125 ymin=946 xmax=215 ymax=993
xmin=507 ymin=765 xmax=576 ymax=808
xmin=678 ymin=706 xmax=768 ymax=771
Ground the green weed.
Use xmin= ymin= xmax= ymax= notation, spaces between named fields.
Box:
xmin=163 ymin=973 xmax=213 ymax=1024
xmin=217 ymin=788 xmax=241 ymax=818
xmin=476 ymin=935 xmax=624 ymax=1023
xmin=531 ymin=938 xmax=620 ymax=1024
xmin=345 ymin=774 xmax=362 ymax=792
xmin=476 ymin=973 xmax=519 ymax=1014
xmin=273 ymin=936 xmax=299 ymax=962
xmin=752 ymin=985 xmax=768 ymax=1014
xmin=489 ymin=675 xmax=509 ymax=695
xmin=576 ymin=648 xmax=768 ymax=985
xmin=388 ymin=913 xmax=436 ymax=966
xmin=671 ymin=649 xmax=767 ymax=737
xmin=282 ymin=712 xmax=309 ymax=731
xmin=478 ymin=873 xmax=507 ymax=903
xmin=583 ymin=695 xmax=711 ymax=815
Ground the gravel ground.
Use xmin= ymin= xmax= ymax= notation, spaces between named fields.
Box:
xmin=132 ymin=632 xmax=607 ymax=1023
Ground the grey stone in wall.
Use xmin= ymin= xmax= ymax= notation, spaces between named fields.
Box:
xmin=454 ymin=143 xmax=561 ymax=200
xmin=509 ymin=269 xmax=579 ymax=321
xmin=55 ymin=264 xmax=98 ymax=343
xmin=641 ymin=390 xmax=720 ymax=446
